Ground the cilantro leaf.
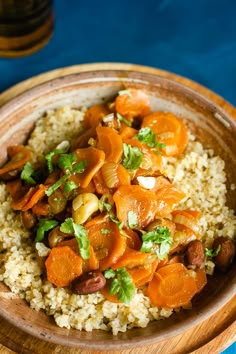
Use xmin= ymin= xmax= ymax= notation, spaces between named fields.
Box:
xmin=21 ymin=162 xmax=37 ymax=185
xmin=205 ymin=245 xmax=221 ymax=257
xmin=45 ymin=149 xmax=68 ymax=173
xmin=140 ymin=226 xmax=172 ymax=260
xmin=105 ymin=267 xmax=135 ymax=303
xmin=57 ymin=153 xmax=76 ymax=172
xmin=72 ymin=160 xmax=87 ymax=173
xmin=127 ymin=211 xmax=139 ymax=228
xmin=35 ymin=219 xmax=59 ymax=242
xmin=104 ymin=268 xmax=116 ymax=279
xmin=45 ymin=173 xmax=69 ymax=196
xmin=135 ymin=127 xmax=166 ymax=150
xmin=64 ymin=180 xmax=78 ymax=196
xmin=60 ymin=218 xmax=90 ymax=260
xmin=117 ymin=113 xmax=132 ymax=127
xmin=99 ymin=200 xmax=124 ymax=229
xmin=122 ymin=143 xmax=143 ymax=170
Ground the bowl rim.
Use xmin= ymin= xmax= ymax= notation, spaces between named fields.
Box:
xmin=0 ymin=69 xmax=235 ymax=350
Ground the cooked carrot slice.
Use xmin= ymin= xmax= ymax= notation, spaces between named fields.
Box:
xmin=6 ymin=179 xmax=29 ymax=199
xmin=45 ymin=246 xmax=83 ymax=287
xmin=120 ymin=125 xmax=138 ymax=140
xmin=11 ymin=184 xmax=47 ymax=211
xmin=147 ymin=263 xmax=198 ymax=308
xmin=32 ymin=200 xmax=51 ymax=216
xmin=72 ymin=147 xmax=105 ymax=188
xmin=155 ymin=184 xmax=185 ymax=217
xmin=115 ymin=88 xmax=150 ymax=118
xmin=128 ymin=259 xmax=159 ymax=287
xmin=142 ymin=112 xmax=188 ymax=156
xmin=111 ymin=247 xmax=149 ymax=270
xmin=123 ymin=228 xmax=142 ymax=250
xmin=96 ymin=126 xmax=123 ymax=163
xmin=113 ymin=185 xmax=158 ymax=228
xmin=0 ymin=145 xmax=31 ymax=178
xmin=84 ymin=104 xmax=110 ymax=128
xmin=85 ymin=218 xmax=126 ymax=271
xmin=72 ymin=127 xmax=97 ymax=150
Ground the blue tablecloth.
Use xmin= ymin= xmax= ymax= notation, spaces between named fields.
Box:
xmin=0 ymin=0 xmax=235 ymax=352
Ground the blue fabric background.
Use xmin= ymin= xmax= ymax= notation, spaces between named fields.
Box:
xmin=0 ymin=0 xmax=235 ymax=352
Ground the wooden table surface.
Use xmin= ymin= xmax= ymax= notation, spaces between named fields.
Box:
xmin=0 ymin=63 xmax=235 ymax=354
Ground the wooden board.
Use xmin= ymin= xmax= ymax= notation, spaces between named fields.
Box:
xmin=0 ymin=63 xmax=235 ymax=354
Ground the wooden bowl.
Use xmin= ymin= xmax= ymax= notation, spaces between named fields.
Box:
xmin=0 ymin=70 xmax=235 ymax=350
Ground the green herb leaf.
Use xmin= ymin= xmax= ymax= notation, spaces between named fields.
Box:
xmin=64 ymin=180 xmax=78 ymax=196
xmin=101 ymin=228 xmax=111 ymax=234
xmin=118 ymin=89 xmax=132 ymax=98
xmin=122 ymin=143 xmax=143 ymax=170
xmin=45 ymin=173 xmax=69 ymax=197
xmin=205 ymin=245 xmax=221 ymax=257
xmin=60 ymin=218 xmax=90 ymax=260
xmin=72 ymin=160 xmax=87 ymax=173
xmin=107 ymin=267 xmax=135 ymax=303
xmin=117 ymin=113 xmax=132 ymax=127
xmin=21 ymin=162 xmax=37 ymax=185
xmin=35 ymin=219 xmax=59 ymax=242
xmin=104 ymin=268 xmax=116 ymax=279
xmin=140 ymin=226 xmax=172 ymax=260
xmin=135 ymin=127 xmax=166 ymax=150
xmin=57 ymin=153 xmax=76 ymax=172
xmin=127 ymin=211 xmax=139 ymax=228
xmin=45 ymin=149 xmax=67 ymax=173
xmin=99 ymin=200 xmax=123 ymax=229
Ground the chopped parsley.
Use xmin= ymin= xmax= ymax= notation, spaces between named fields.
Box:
xmin=35 ymin=219 xmax=59 ymax=242
xmin=122 ymin=143 xmax=143 ymax=170
xmin=104 ymin=267 xmax=135 ymax=303
xmin=140 ymin=226 xmax=172 ymax=260
xmin=101 ymin=228 xmax=111 ymax=234
xmin=100 ymin=200 xmax=124 ymax=230
xmin=60 ymin=217 xmax=90 ymax=260
xmin=21 ymin=162 xmax=37 ymax=185
xmin=135 ymin=127 xmax=166 ymax=152
xmin=205 ymin=245 xmax=221 ymax=258
xmin=45 ymin=148 xmax=69 ymax=173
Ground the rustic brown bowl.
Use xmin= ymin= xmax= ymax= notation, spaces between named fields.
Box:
xmin=0 ymin=70 xmax=235 ymax=350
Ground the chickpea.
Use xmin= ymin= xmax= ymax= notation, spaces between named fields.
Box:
xmin=72 ymin=193 xmax=99 ymax=224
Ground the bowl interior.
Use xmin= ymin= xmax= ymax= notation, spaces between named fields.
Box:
xmin=0 ymin=70 xmax=235 ymax=350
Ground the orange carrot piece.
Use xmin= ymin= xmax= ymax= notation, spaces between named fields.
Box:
xmin=96 ymin=126 xmax=123 ymax=163
xmin=120 ymin=125 xmax=138 ymax=140
xmin=32 ymin=200 xmax=51 ymax=216
xmin=154 ymin=184 xmax=185 ymax=217
xmin=21 ymin=184 xmax=48 ymax=211
xmin=115 ymin=88 xmax=150 ymax=118
xmin=172 ymin=210 xmax=200 ymax=235
xmin=111 ymin=247 xmax=149 ymax=270
xmin=123 ymin=228 xmax=142 ymax=250
xmin=113 ymin=185 xmax=158 ymax=228
xmin=84 ymin=104 xmax=110 ymax=128
xmin=45 ymin=246 xmax=83 ymax=287
xmin=147 ymin=263 xmax=198 ymax=308
xmin=73 ymin=146 xmax=105 ymax=188
xmin=142 ymin=111 xmax=188 ymax=156
xmin=72 ymin=127 xmax=97 ymax=150
xmin=128 ymin=259 xmax=159 ymax=287
xmin=85 ymin=218 xmax=127 ymax=271
xmin=0 ymin=145 xmax=31 ymax=177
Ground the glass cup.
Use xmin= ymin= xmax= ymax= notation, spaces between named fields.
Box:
xmin=0 ymin=0 xmax=54 ymax=58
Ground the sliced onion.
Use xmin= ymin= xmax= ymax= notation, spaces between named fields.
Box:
xmin=136 ymin=176 xmax=156 ymax=190
xmin=173 ymin=214 xmax=199 ymax=233
xmin=101 ymin=162 xmax=119 ymax=188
